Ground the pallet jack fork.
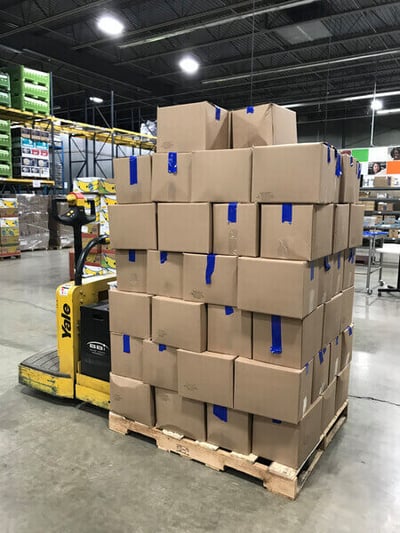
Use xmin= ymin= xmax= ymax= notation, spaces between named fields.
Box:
xmin=18 ymin=192 xmax=115 ymax=409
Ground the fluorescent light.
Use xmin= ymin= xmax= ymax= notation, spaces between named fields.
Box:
xmin=377 ymin=108 xmax=400 ymax=115
xmin=89 ymin=96 xmax=103 ymax=104
xmin=179 ymin=56 xmax=200 ymax=74
xmin=97 ymin=15 xmax=124 ymax=36
xmin=371 ymin=99 xmax=383 ymax=110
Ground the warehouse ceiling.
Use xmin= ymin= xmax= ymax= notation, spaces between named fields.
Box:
xmin=1 ymin=0 xmax=400 ymax=131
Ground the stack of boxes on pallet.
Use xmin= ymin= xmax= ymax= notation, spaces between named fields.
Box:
xmin=0 ymin=72 xmax=11 ymax=108
xmin=0 ymin=197 xmax=20 ymax=258
xmin=108 ymin=101 xmax=362 ymax=468
xmin=73 ymin=177 xmax=116 ymax=276
xmin=12 ymin=127 xmax=50 ymax=180
xmin=0 ymin=119 xmax=12 ymax=179
xmin=6 ymin=66 xmax=50 ymax=115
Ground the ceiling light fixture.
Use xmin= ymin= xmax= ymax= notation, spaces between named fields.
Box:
xmin=179 ymin=56 xmax=200 ymax=74
xmin=97 ymin=15 xmax=124 ymax=36
xmin=371 ymin=99 xmax=383 ymax=110
xmin=89 ymin=96 xmax=104 ymax=104
xmin=377 ymin=107 xmax=400 ymax=115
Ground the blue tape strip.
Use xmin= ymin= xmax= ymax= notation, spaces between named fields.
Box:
xmin=123 ymin=334 xmax=130 ymax=353
xmin=337 ymin=253 xmax=341 ymax=269
xmin=319 ymin=350 xmax=324 ymax=364
xmin=168 ymin=152 xmax=177 ymax=174
xmin=350 ymin=155 xmax=354 ymax=167
xmin=215 ymin=106 xmax=221 ymax=121
xmin=305 ymin=362 xmax=310 ymax=374
xmin=310 ymin=261 xmax=315 ymax=281
xmin=335 ymin=152 xmax=342 ymax=177
xmin=158 ymin=344 xmax=167 ymax=352
xmin=327 ymin=145 xmax=331 ymax=163
xmin=336 ymin=336 xmax=339 ymax=345
xmin=357 ymin=162 xmax=361 ymax=179
xmin=282 ymin=203 xmax=293 ymax=224
xmin=205 ymin=254 xmax=216 ymax=285
xmin=324 ymin=256 xmax=331 ymax=272
xmin=160 ymin=251 xmax=168 ymax=264
xmin=246 ymin=105 xmax=254 ymax=114
xmin=129 ymin=155 xmax=138 ymax=185
xmin=213 ymin=405 xmax=228 ymax=422
xmin=270 ymin=315 xmax=282 ymax=354
xmin=272 ymin=419 xmax=282 ymax=424
xmin=225 ymin=306 xmax=234 ymax=316
xmin=348 ymin=326 xmax=353 ymax=336
xmin=128 ymin=250 xmax=136 ymax=262
xmin=349 ymin=248 xmax=355 ymax=263
xmin=228 ymin=202 xmax=237 ymax=223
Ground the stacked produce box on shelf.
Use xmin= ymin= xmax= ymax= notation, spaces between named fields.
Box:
xmin=0 ymin=197 xmax=20 ymax=257
xmin=11 ymin=126 xmax=50 ymax=179
xmin=107 ymin=101 xmax=363 ymax=469
xmin=0 ymin=119 xmax=12 ymax=178
xmin=73 ymin=177 xmax=116 ymax=277
xmin=6 ymin=65 xmax=50 ymax=115
xmin=0 ymin=72 xmax=11 ymax=107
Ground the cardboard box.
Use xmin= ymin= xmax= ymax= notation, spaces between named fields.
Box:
xmin=340 ymin=154 xmax=360 ymax=203
xmin=252 ymin=305 xmax=323 ymax=369
xmin=146 ymin=250 xmax=183 ymax=299
xmin=234 ymin=357 xmax=313 ymax=423
xmin=191 ymin=148 xmax=252 ymax=202
xmin=110 ymin=333 xmax=143 ymax=381
xmin=98 ymin=178 xmax=116 ymax=195
xmin=177 ymin=349 xmax=235 ymax=407
xmin=348 ymin=204 xmax=364 ymax=248
xmin=321 ymin=379 xmax=336 ymax=432
xmin=252 ymin=143 xmax=337 ymax=204
xmin=73 ymin=177 xmax=99 ymax=193
xmin=213 ymin=203 xmax=259 ymax=257
xmin=237 ymin=257 xmax=319 ymax=319
xmin=110 ymin=373 xmax=155 ymax=426
xmin=183 ymin=253 xmax=237 ymax=306
xmin=151 ymin=152 xmax=191 ymax=202
xmin=157 ymin=203 xmax=211 ymax=253
xmin=252 ymin=396 xmax=322 ymax=469
xmin=333 ymin=204 xmax=350 ymax=253
xmin=142 ymin=340 xmax=177 ymax=391
xmin=377 ymin=201 xmax=393 ymax=212
xmin=207 ymin=405 xmax=251 ymax=455
xmin=341 ymin=325 xmax=353 ymax=370
xmin=231 ymin=103 xmax=297 ymax=148
xmin=157 ymin=101 xmax=229 ymax=153
xmin=155 ymin=388 xmax=206 ymax=441
xmin=318 ymin=253 xmax=344 ymax=304
xmin=312 ymin=345 xmax=330 ymax=402
xmin=260 ymin=204 xmax=334 ymax=261
xmin=363 ymin=200 xmax=376 ymax=211
xmin=0 ymin=217 xmax=19 ymax=245
xmin=374 ymin=175 xmax=390 ymax=187
xmin=329 ymin=335 xmax=342 ymax=383
xmin=322 ymin=292 xmax=343 ymax=346
xmin=336 ymin=364 xmax=350 ymax=411
xmin=208 ymin=304 xmax=252 ymax=358
xmin=152 ymin=296 xmax=206 ymax=352
xmin=109 ymin=289 xmax=151 ymax=339
xmin=343 ymin=248 xmax=356 ymax=289
xmin=115 ymin=250 xmax=147 ymax=293
xmin=0 ymin=197 xmax=18 ymax=217
xmin=341 ymin=287 xmax=354 ymax=331
xmin=109 ymin=203 xmax=157 ymax=250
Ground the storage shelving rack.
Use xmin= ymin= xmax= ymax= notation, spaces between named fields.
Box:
xmin=359 ymin=186 xmax=400 ymax=242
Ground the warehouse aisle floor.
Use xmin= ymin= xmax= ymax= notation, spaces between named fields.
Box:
xmin=1 ymin=250 xmax=400 ymax=533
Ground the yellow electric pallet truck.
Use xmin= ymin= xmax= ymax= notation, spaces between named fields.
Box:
xmin=18 ymin=192 xmax=115 ymax=409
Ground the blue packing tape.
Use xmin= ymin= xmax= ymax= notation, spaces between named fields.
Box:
xmin=281 ymin=203 xmax=293 ymax=224
xmin=305 ymin=362 xmax=310 ymax=374
xmin=348 ymin=326 xmax=353 ymax=336
xmin=337 ymin=253 xmax=341 ymax=269
xmin=129 ymin=155 xmax=138 ymax=185
xmin=168 ymin=152 xmax=177 ymax=174
xmin=246 ymin=105 xmax=254 ymax=114
xmin=327 ymin=145 xmax=331 ymax=163
xmin=310 ymin=261 xmax=315 ymax=281
xmin=225 ymin=306 xmax=234 ymax=316
xmin=336 ymin=336 xmax=339 ymax=345
xmin=160 ymin=251 xmax=168 ymax=264
xmin=205 ymin=254 xmax=216 ymax=285
xmin=270 ymin=315 xmax=282 ymax=354
xmin=324 ymin=256 xmax=331 ymax=271
xmin=228 ymin=202 xmax=237 ymax=223
xmin=349 ymin=248 xmax=355 ymax=263
xmin=123 ymin=334 xmax=130 ymax=353
xmin=350 ymin=155 xmax=354 ymax=166
xmin=335 ymin=152 xmax=342 ymax=177
xmin=158 ymin=344 xmax=167 ymax=352
xmin=357 ymin=162 xmax=361 ymax=179
xmin=128 ymin=250 xmax=136 ymax=262
xmin=272 ymin=419 xmax=282 ymax=424
xmin=213 ymin=405 xmax=228 ymax=422
xmin=319 ymin=350 xmax=324 ymax=364
xmin=215 ymin=106 xmax=221 ymax=120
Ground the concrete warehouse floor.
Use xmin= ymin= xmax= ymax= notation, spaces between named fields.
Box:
xmin=1 ymin=250 xmax=400 ymax=533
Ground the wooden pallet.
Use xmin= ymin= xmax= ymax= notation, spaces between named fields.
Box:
xmin=0 ymin=252 xmax=21 ymax=260
xmin=109 ymin=401 xmax=348 ymax=500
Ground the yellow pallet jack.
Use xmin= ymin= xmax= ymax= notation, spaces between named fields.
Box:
xmin=18 ymin=192 xmax=115 ymax=409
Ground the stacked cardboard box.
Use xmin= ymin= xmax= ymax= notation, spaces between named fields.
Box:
xmin=0 ymin=198 xmax=20 ymax=257
xmin=16 ymin=194 xmax=50 ymax=251
xmin=108 ymin=101 xmax=361 ymax=468
xmin=11 ymin=127 xmax=50 ymax=179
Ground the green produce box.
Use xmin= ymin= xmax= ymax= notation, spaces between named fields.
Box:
xmin=0 ymin=133 xmax=11 ymax=149
xmin=0 ymin=91 xmax=11 ymax=107
xmin=7 ymin=65 xmax=50 ymax=86
xmin=0 ymin=148 xmax=11 ymax=163
xmin=12 ymin=81 xmax=49 ymax=101
xmin=0 ymin=119 xmax=11 ymax=134
xmin=0 ymin=162 xmax=12 ymax=177
xmin=0 ymin=72 xmax=10 ymax=90
xmin=11 ymin=94 xmax=49 ymax=115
